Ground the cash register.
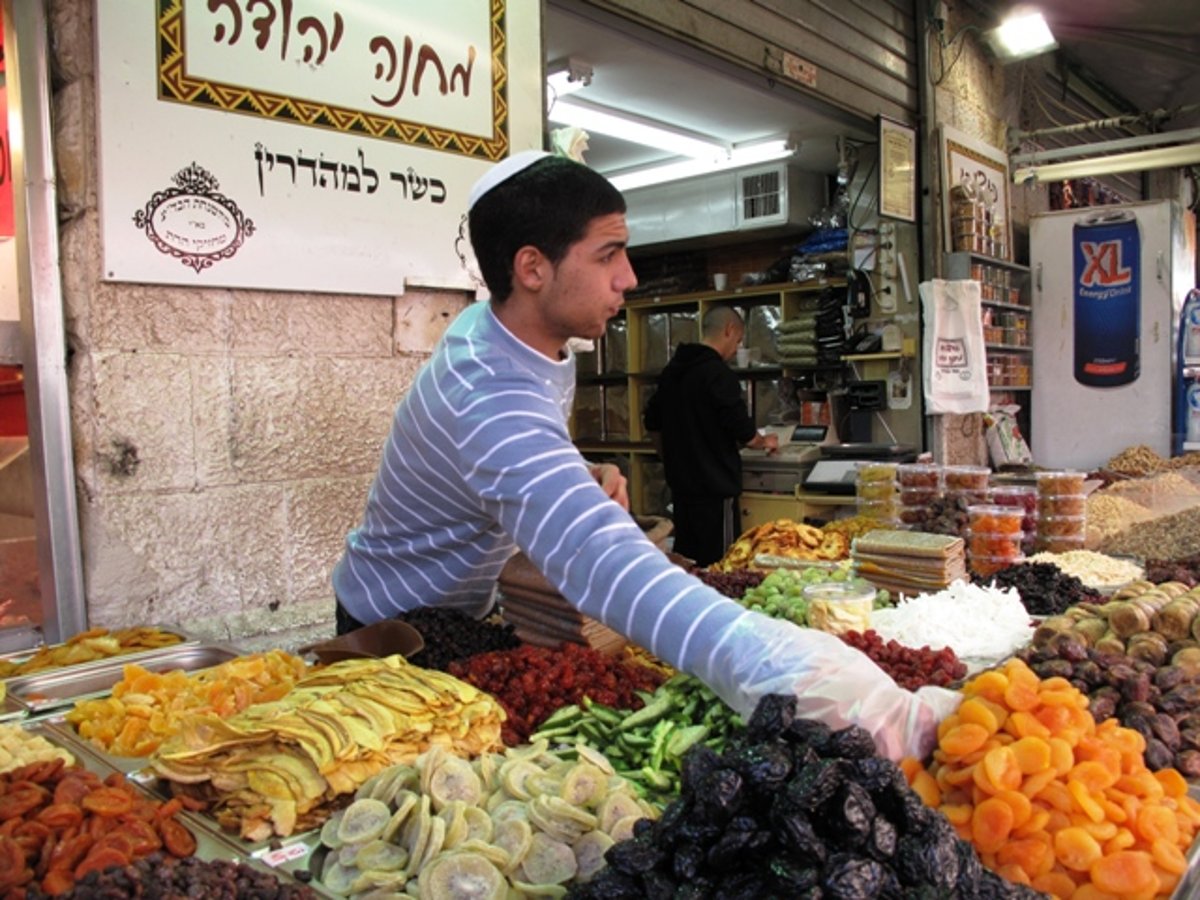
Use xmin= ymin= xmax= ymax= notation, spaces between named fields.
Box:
xmin=740 ymin=424 xmax=829 ymax=494
xmin=803 ymin=442 xmax=918 ymax=494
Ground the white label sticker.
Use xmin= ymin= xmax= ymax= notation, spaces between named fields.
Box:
xmin=260 ymin=843 xmax=309 ymax=868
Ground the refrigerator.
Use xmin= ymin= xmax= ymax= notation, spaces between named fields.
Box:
xmin=1030 ymin=200 xmax=1196 ymax=470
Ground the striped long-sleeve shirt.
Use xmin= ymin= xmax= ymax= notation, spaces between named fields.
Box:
xmin=332 ymin=301 xmax=752 ymax=682
xmin=333 ymin=301 xmax=955 ymax=759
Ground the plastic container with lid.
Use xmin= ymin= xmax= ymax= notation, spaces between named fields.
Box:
xmin=967 ymin=504 xmax=1024 ymax=536
xmin=803 ymin=579 xmax=877 ymax=636
xmin=899 ymin=486 xmax=939 ymax=506
xmin=990 ymin=484 xmax=1037 ymax=516
xmin=967 ymin=530 xmax=1024 ymax=561
xmin=1036 ymin=534 xmax=1086 ymax=554
xmin=943 ymin=466 xmax=990 ymax=502
xmin=856 ymin=461 xmax=899 ymax=484
xmin=857 ymin=479 xmax=899 ymax=502
xmin=1036 ymin=470 xmax=1086 ymax=495
xmin=896 ymin=463 xmax=941 ymax=490
xmin=857 ymin=498 xmax=900 ymax=523
xmin=1038 ymin=514 xmax=1086 ymax=538
xmin=1038 ymin=493 xmax=1087 ymax=517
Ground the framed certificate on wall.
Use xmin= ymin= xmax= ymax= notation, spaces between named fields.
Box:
xmin=878 ymin=116 xmax=917 ymax=223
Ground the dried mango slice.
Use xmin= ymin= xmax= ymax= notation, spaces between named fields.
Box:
xmin=338 ymin=798 xmax=391 ymax=845
xmin=518 ymin=832 xmax=578 ymax=886
xmin=416 ymin=850 xmax=507 ymax=900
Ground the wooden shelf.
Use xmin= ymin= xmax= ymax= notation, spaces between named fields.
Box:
xmin=985 ymin=344 xmax=1032 ymax=353
xmin=842 ymin=351 xmax=906 ymax=362
xmin=981 ymin=299 xmax=1031 ymax=312
xmin=989 ymin=385 xmax=1033 ymax=391
xmin=624 ymin=279 xmax=845 ymax=309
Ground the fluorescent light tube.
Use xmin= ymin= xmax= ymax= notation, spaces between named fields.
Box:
xmin=547 ymin=97 xmax=729 ymax=160
xmin=1013 ymin=142 xmax=1200 ymax=183
xmin=608 ymin=140 xmax=794 ymax=191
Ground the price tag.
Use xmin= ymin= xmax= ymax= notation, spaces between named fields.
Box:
xmin=259 ymin=843 xmax=309 ymax=868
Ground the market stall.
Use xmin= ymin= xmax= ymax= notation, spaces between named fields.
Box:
xmin=4 ymin=456 xmax=1200 ymax=899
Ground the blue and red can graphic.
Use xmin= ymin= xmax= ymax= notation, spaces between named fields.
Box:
xmin=1074 ymin=209 xmax=1140 ymax=387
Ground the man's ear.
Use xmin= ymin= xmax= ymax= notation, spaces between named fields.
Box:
xmin=512 ymin=246 xmax=546 ymax=291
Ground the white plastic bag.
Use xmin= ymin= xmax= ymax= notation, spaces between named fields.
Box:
xmin=920 ymin=279 xmax=989 ymax=414
xmin=704 ymin=610 xmax=962 ymax=761
xmin=984 ymin=404 xmax=1033 ymax=467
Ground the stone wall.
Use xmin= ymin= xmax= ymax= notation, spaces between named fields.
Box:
xmin=50 ymin=0 xmax=471 ymax=648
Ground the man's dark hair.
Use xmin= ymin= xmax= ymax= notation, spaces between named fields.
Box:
xmin=468 ymin=156 xmax=626 ymax=302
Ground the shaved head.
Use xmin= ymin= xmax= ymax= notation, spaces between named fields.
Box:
xmin=702 ymin=305 xmax=744 ymax=338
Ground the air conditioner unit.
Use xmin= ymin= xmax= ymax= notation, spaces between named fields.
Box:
xmin=623 ymin=162 xmax=826 ymax=248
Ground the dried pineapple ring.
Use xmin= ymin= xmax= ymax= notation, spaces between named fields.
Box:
xmin=499 ymin=759 xmax=544 ymax=800
xmin=492 ymin=817 xmax=533 ymax=873
xmin=572 ymin=830 xmax=614 ymax=883
xmin=320 ymin=809 xmax=346 ymax=850
xmin=597 ymin=791 xmax=643 ymax=834
xmin=338 ymin=798 xmax=392 ymax=845
xmin=573 ymin=745 xmax=615 ymax=776
xmin=560 ymin=763 xmax=608 ymax=808
xmin=429 ymin=756 xmax=483 ymax=811
xmin=355 ymin=839 xmax=409 ymax=873
xmin=608 ymin=813 xmax=642 ymax=843
xmin=417 ymin=850 xmax=507 ymax=900
xmin=462 ymin=806 xmax=493 ymax=844
xmin=382 ymin=791 xmax=419 ymax=842
xmin=518 ymin=832 xmax=578 ymax=886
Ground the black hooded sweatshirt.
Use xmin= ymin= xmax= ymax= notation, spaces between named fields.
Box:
xmin=643 ymin=343 xmax=758 ymax=499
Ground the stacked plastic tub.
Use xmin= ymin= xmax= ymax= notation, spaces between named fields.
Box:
xmin=1035 ymin=470 xmax=1088 ymax=552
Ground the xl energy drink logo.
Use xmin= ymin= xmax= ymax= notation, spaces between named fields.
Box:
xmin=1079 ymin=240 xmax=1133 ymax=299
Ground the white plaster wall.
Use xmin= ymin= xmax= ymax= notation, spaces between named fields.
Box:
xmin=49 ymin=0 xmax=471 ymax=647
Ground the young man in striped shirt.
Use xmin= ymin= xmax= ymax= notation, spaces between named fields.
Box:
xmin=332 ymin=151 xmax=957 ymax=760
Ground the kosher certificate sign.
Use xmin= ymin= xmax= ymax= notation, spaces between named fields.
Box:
xmin=96 ymin=0 xmax=543 ymax=295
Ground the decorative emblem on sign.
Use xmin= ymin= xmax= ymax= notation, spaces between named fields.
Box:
xmin=132 ymin=162 xmax=255 ymax=273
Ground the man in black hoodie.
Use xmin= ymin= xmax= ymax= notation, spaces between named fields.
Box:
xmin=644 ymin=305 xmax=778 ymax=566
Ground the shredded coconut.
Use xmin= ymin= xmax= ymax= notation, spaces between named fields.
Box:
xmin=869 ymin=580 xmax=1034 ymax=661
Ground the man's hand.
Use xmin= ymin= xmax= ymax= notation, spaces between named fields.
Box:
xmin=589 ymin=463 xmax=629 ymax=510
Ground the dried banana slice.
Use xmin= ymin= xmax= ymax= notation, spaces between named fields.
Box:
xmin=383 ymin=790 xmax=419 ymax=842
xmin=439 ymin=799 xmax=470 ymax=849
xmin=320 ymin=858 xmax=360 ymax=895
xmin=574 ymin=744 xmax=614 ymax=776
xmin=509 ymin=882 xmax=567 ymax=898
xmin=526 ymin=772 xmax=564 ymax=797
xmin=462 ymin=806 xmax=494 ymax=844
xmin=492 ymin=817 xmax=533 ymax=874
xmin=369 ymin=763 xmax=418 ymax=804
xmin=474 ymin=752 xmax=501 ymax=793
xmin=490 ymin=799 xmax=529 ymax=827
xmin=498 ymin=759 xmax=544 ymax=801
xmin=338 ymin=797 xmax=392 ymax=845
xmin=429 ymin=755 xmax=483 ymax=811
xmin=320 ymin=809 xmax=346 ymax=850
xmin=339 ymin=840 xmax=370 ymax=867
xmin=518 ymin=832 xmax=577 ymax=886
xmin=560 ymin=762 xmax=607 ymax=808
xmin=350 ymin=869 xmax=408 ymax=894
xmin=596 ymin=791 xmax=643 ymax=834
xmin=571 ymin=830 xmax=613 ymax=883
xmin=412 ymin=814 xmax=448 ymax=877
xmin=402 ymin=795 xmax=434 ymax=868
xmin=416 ymin=850 xmax=507 ymax=900
xmin=452 ymin=838 xmax=511 ymax=870
xmin=355 ymin=839 xmax=409 ymax=873
xmin=419 ymin=745 xmax=450 ymax=796
xmin=608 ymin=813 xmax=641 ymax=843
xmin=527 ymin=797 xmax=593 ymax=843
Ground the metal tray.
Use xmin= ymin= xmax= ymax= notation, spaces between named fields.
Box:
xmin=5 ymin=642 xmax=241 ymax=713
xmin=0 ymin=624 xmax=200 ymax=682
xmin=12 ymin=719 xmax=315 ymax=894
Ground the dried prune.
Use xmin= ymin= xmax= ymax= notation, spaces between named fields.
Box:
xmin=680 ymin=744 xmax=723 ymax=793
xmin=822 ymin=853 xmax=885 ymax=900
xmin=745 ymin=694 xmax=797 ymax=741
xmin=569 ymin=868 xmax=643 ymax=899
xmin=711 ymin=871 xmax=766 ymax=900
xmin=1144 ymin=737 xmax=1175 ymax=771
xmin=672 ymin=843 xmax=705 ymax=881
xmin=784 ymin=718 xmax=834 ymax=753
xmin=652 ymin=798 xmax=689 ymax=847
xmin=767 ymin=857 xmax=820 ymax=892
xmin=895 ymin=831 xmax=959 ymax=890
xmin=1151 ymin=713 xmax=1182 ymax=750
xmin=696 ymin=769 xmax=744 ymax=821
xmin=868 ymin=816 xmax=897 ymax=861
xmin=606 ymin=834 xmax=665 ymax=876
xmin=705 ymin=828 xmax=758 ymax=871
xmin=641 ymin=870 xmax=676 ymax=900
xmin=672 ymin=880 xmax=713 ymax=900
xmin=722 ymin=744 xmax=793 ymax=792
xmin=1089 ymin=693 xmax=1117 ymax=723
xmin=780 ymin=758 xmax=843 ymax=811
xmin=851 ymin=757 xmax=905 ymax=795
xmin=774 ymin=811 xmax=826 ymax=865
xmin=822 ymin=781 xmax=875 ymax=847
xmin=826 ymin=724 xmax=878 ymax=760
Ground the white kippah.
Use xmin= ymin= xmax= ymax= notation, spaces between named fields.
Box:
xmin=468 ymin=149 xmax=553 ymax=210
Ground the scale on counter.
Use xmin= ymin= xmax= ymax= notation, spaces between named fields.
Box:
xmin=740 ymin=425 xmax=829 ymax=494
xmin=804 ymin=442 xmax=918 ymax=494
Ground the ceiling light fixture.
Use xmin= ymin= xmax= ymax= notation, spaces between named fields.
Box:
xmin=1012 ymin=142 xmax=1200 ymax=183
xmin=984 ymin=10 xmax=1057 ymax=63
xmin=547 ymin=97 xmax=730 ymax=160
xmin=546 ymin=58 xmax=593 ymax=100
xmin=607 ymin=139 xmax=796 ymax=191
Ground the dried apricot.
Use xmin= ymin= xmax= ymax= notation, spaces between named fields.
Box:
xmin=1089 ymin=849 xmax=1157 ymax=895
xmin=1054 ymin=826 xmax=1103 ymax=871
xmin=1150 ymin=837 xmax=1187 ymax=875
xmin=982 ymin=746 xmax=1022 ymax=792
xmin=1030 ymin=870 xmax=1077 ymax=899
xmin=1135 ymin=804 xmax=1179 ymax=845
xmin=994 ymin=789 xmax=1033 ymax=829
xmin=1011 ymin=736 xmax=1052 ymax=775
xmin=940 ymin=723 xmax=990 ymax=757
xmin=997 ymin=836 xmax=1053 ymax=879
xmin=971 ymin=796 xmax=1015 ymax=854
xmin=910 ymin=769 xmax=941 ymax=807
xmin=958 ymin=697 xmax=1001 ymax=734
